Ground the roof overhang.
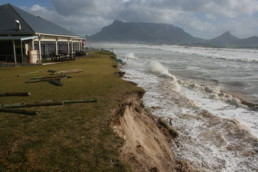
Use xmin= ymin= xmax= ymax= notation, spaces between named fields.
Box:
xmin=35 ymin=32 xmax=83 ymax=39
xmin=0 ymin=36 xmax=38 ymax=41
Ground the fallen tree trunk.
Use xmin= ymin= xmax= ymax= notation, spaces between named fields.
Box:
xmin=0 ymin=108 xmax=38 ymax=115
xmin=0 ymin=92 xmax=31 ymax=97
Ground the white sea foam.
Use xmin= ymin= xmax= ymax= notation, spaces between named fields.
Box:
xmin=91 ymin=43 xmax=258 ymax=172
xmin=157 ymin=45 xmax=258 ymax=64
xmin=146 ymin=60 xmax=180 ymax=92
xmin=125 ymin=52 xmax=138 ymax=59
xmin=146 ymin=60 xmax=171 ymax=77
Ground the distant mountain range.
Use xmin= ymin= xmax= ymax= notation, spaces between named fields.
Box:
xmin=88 ymin=20 xmax=258 ymax=48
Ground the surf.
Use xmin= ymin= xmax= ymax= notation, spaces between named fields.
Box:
xmin=146 ymin=60 xmax=180 ymax=92
xmin=91 ymin=43 xmax=258 ymax=172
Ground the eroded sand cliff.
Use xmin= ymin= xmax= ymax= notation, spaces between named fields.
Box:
xmin=112 ymin=91 xmax=202 ymax=172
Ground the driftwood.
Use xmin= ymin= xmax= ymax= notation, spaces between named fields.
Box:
xmin=1 ymin=99 xmax=97 ymax=108
xmin=48 ymin=79 xmax=63 ymax=86
xmin=48 ymin=69 xmax=83 ymax=75
xmin=0 ymin=108 xmax=38 ymax=115
xmin=2 ymin=101 xmax=64 ymax=108
xmin=26 ymin=75 xmax=70 ymax=83
xmin=0 ymin=92 xmax=31 ymax=97
xmin=47 ymin=70 xmax=57 ymax=73
xmin=31 ymin=75 xmax=71 ymax=80
xmin=17 ymin=71 xmax=38 ymax=77
xmin=63 ymin=99 xmax=97 ymax=104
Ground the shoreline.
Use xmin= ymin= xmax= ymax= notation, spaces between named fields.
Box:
xmin=114 ymin=53 xmax=258 ymax=171
xmin=113 ymin=57 xmax=206 ymax=171
xmin=0 ymin=50 xmax=204 ymax=171
xmin=94 ymin=44 xmax=258 ymax=171
xmin=221 ymin=89 xmax=258 ymax=109
xmin=112 ymin=90 xmax=203 ymax=172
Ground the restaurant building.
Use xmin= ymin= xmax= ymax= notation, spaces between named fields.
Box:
xmin=0 ymin=3 xmax=84 ymax=64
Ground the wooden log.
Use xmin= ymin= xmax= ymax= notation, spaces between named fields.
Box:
xmin=48 ymin=70 xmax=57 ymax=73
xmin=48 ymin=79 xmax=63 ymax=86
xmin=0 ymin=108 xmax=38 ymax=115
xmin=17 ymin=71 xmax=38 ymax=77
xmin=63 ymin=99 xmax=97 ymax=104
xmin=26 ymin=79 xmax=52 ymax=83
xmin=1 ymin=99 xmax=96 ymax=108
xmin=51 ymin=69 xmax=83 ymax=75
xmin=31 ymin=75 xmax=71 ymax=80
xmin=26 ymin=77 xmax=66 ymax=83
xmin=0 ymin=92 xmax=31 ymax=97
xmin=2 ymin=101 xmax=64 ymax=108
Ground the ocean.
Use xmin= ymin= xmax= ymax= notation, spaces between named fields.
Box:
xmin=91 ymin=43 xmax=258 ymax=172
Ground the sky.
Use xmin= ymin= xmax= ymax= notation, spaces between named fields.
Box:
xmin=1 ymin=0 xmax=258 ymax=39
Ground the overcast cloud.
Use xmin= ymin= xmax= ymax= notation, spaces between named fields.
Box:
xmin=23 ymin=0 xmax=258 ymax=39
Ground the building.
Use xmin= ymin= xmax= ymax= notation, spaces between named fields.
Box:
xmin=0 ymin=3 xmax=84 ymax=64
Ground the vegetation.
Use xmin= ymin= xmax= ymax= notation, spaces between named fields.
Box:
xmin=0 ymin=51 xmax=143 ymax=171
xmin=157 ymin=118 xmax=179 ymax=139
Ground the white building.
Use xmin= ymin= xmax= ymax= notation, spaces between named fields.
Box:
xmin=0 ymin=3 xmax=84 ymax=64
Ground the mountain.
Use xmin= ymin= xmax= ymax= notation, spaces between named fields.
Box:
xmin=88 ymin=20 xmax=203 ymax=44
xmin=206 ymin=32 xmax=258 ymax=48
xmin=88 ymin=20 xmax=258 ymax=47
xmin=237 ymin=36 xmax=258 ymax=48
xmin=207 ymin=31 xmax=240 ymax=46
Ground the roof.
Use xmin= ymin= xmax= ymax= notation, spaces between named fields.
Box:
xmin=0 ymin=36 xmax=38 ymax=41
xmin=0 ymin=3 xmax=78 ymax=37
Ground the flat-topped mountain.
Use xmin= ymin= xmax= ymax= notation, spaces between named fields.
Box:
xmin=88 ymin=20 xmax=258 ymax=48
xmin=89 ymin=20 xmax=203 ymax=44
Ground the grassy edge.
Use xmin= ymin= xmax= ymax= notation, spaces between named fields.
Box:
xmin=0 ymin=50 xmax=144 ymax=171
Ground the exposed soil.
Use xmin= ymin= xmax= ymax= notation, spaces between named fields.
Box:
xmin=112 ymin=91 xmax=203 ymax=172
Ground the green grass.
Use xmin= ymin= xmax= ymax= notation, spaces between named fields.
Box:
xmin=0 ymin=51 xmax=143 ymax=171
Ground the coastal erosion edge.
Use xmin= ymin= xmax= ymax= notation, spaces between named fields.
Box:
xmin=112 ymin=91 xmax=204 ymax=172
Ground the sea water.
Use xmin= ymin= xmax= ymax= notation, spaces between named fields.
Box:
xmin=91 ymin=43 xmax=258 ymax=172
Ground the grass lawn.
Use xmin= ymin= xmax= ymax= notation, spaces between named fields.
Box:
xmin=0 ymin=51 xmax=143 ymax=172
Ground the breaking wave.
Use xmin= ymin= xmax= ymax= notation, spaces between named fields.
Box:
xmin=155 ymin=45 xmax=258 ymax=64
xmin=146 ymin=60 xmax=171 ymax=77
xmin=146 ymin=60 xmax=180 ymax=92
xmin=91 ymin=43 xmax=258 ymax=171
xmin=125 ymin=52 xmax=138 ymax=59
xmin=179 ymin=80 xmax=244 ymax=107
xmin=205 ymin=56 xmax=258 ymax=64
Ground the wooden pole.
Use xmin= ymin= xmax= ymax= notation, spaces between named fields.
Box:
xmin=0 ymin=108 xmax=38 ymax=115
xmin=0 ymin=92 xmax=31 ymax=97
xmin=63 ymin=99 xmax=97 ymax=104
xmin=71 ymin=41 xmax=73 ymax=56
xmin=1 ymin=99 xmax=97 ymax=108
xmin=56 ymin=38 xmax=58 ymax=55
xmin=2 ymin=101 xmax=64 ymax=108
xmin=50 ymin=69 xmax=83 ymax=75
xmin=67 ymin=39 xmax=70 ymax=55
xmin=48 ymin=79 xmax=62 ymax=86
xmin=21 ymin=40 xmax=24 ymax=63
xmin=12 ymin=40 xmax=17 ymax=64
xmin=31 ymin=75 xmax=71 ymax=80
xmin=38 ymin=36 xmax=42 ymax=62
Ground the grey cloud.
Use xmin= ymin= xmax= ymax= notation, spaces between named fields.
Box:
xmin=25 ymin=0 xmax=258 ymax=38
xmin=51 ymin=0 xmax=123 ymax=18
